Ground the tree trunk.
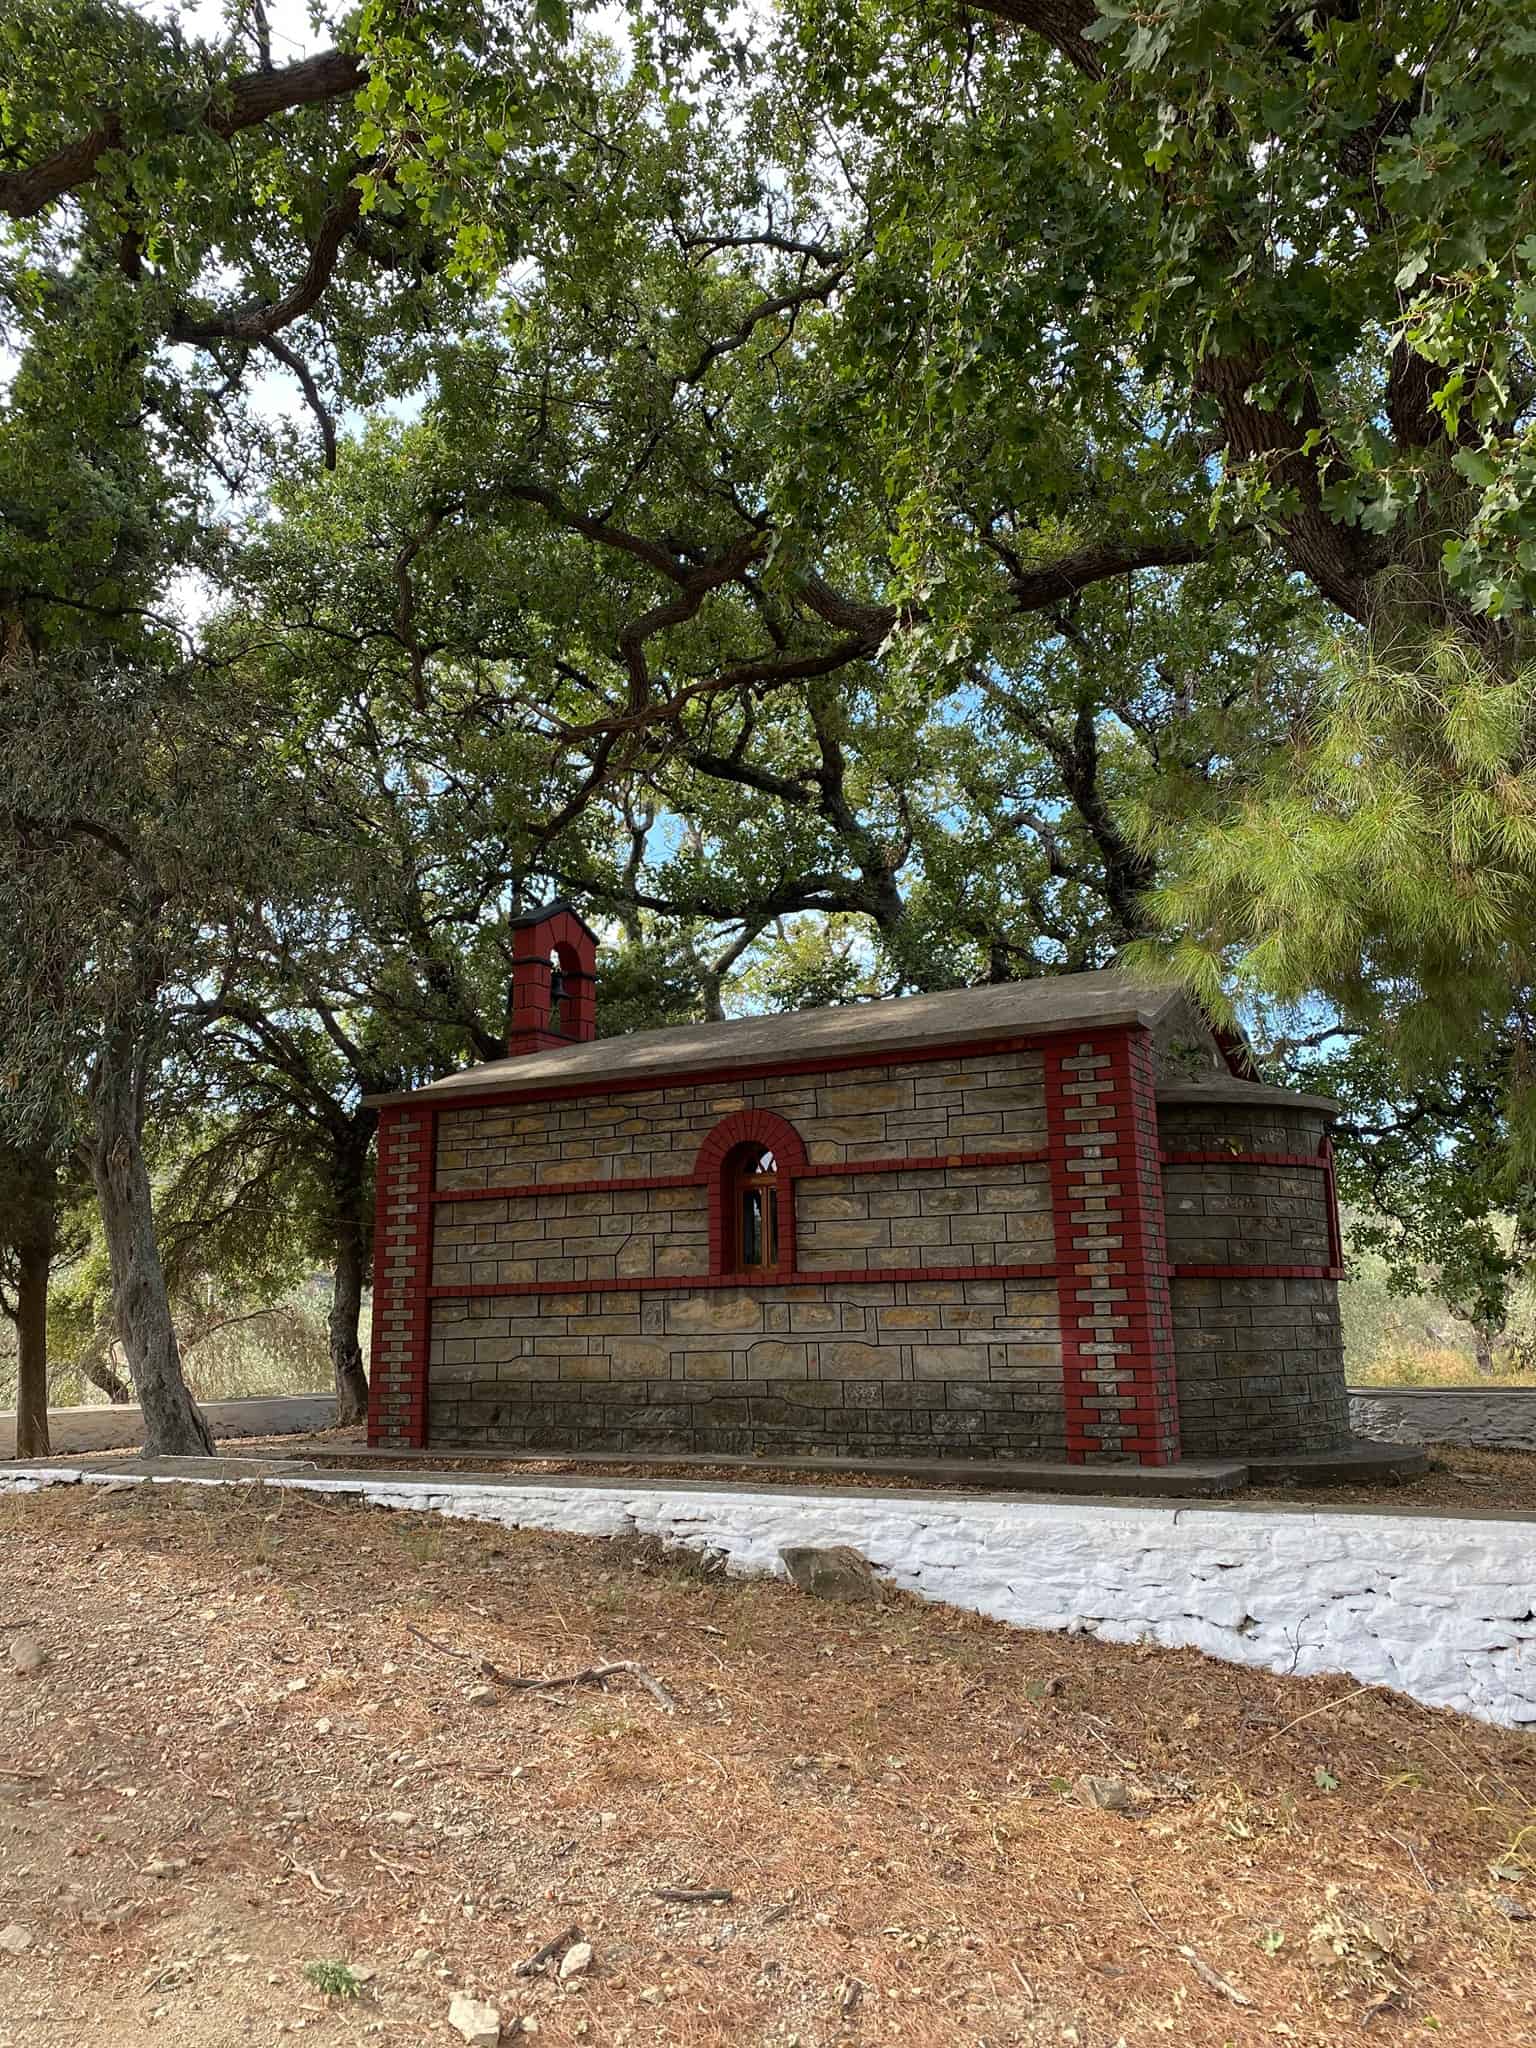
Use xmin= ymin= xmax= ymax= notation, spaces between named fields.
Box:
xmin=87 ymin=1032 xmax=214 ymax=1457
xmin=1472 ymin=1326 xmax=1499 ymax=1379
xmin=328 ymin=1221 xmax=370 ymax=1426
xmin=74 ymin=1323 xmax=135 ymax=1404
xmin=14 ymin=1229 xmax=51 ymax=1459
xmin=327 ymin=1123 xmax=373 ymax=1427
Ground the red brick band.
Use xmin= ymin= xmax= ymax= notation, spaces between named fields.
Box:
xmin=428 ymin=1260 xmax=1055 ymax=1300
xmin=1159 ymin=1149 xmax=1329 ymax=1170
xmin=1171 ymin=1262 xmax=1344 ymax=1281
xmin=366 ymin=1103 xmax=436 ymax=1449
xmin=1044 ymin=1028 xmax=1179 ymax=1467
xmin=428 ymin=1146 xmax=1050 ymax=1205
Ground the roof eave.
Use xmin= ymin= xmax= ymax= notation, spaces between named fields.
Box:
xmin=359 ymin=998 xmax=1178 ymax=1111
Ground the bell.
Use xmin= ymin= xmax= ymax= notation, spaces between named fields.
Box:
xmin=549 ymin=964 xmax=568 ymax=1006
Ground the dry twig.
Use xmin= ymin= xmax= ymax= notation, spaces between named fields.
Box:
xmin=283 ymin=1856 xmax=342 ymax=1898
xmin=488 ymin=1658 xmax=680 ymax=1713
xmin=1263 ymin=1683 xmax=1376 ymax=1743
xmin=1386 ymin=1830 xmax=1439 ymax=1895
xmin=1128 ymin=1882 xmax=1255 ymax=2009
xmin=405 ymin=1623 xmax=472 ymax=1662
xmin=514 ymin=1924 xmax=583 ymax=1977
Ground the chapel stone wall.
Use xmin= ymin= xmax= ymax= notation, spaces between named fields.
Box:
xmin=373 ymin=1020 xmax=1353 ymax=1468
xmin=433 ymin=1048 xmax=1049 ymax=1188
xmin=428 ymin=1276 xmax=1065 ymax=1458
xmin=424 ymin=1044 xmax=1065 ymax=1456
xmin=1159 ymin=1095 xmax=1350 ymax=1456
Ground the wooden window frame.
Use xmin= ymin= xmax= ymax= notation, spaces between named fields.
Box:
xmin=729 ymin=1146 xmax=781 ymax=1275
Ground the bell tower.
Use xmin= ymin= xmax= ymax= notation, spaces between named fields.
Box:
xmin=507 ymin=900 xmax=598 ymax=1056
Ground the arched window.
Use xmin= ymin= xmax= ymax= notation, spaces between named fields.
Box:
xmin=729 ymin=1146 xmax=780 ymax=1273
xmin=696 ymin=1111 xmax=806 ymax=1278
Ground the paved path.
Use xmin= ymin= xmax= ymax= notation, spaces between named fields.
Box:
xmin=0 ymin=1393 xmax=335 ymax=1457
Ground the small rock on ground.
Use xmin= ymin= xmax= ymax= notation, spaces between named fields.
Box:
xmin=779 ymin=1545 xmax=880 ymax=1604
xmin=1075 ymin=1774 xmax=1133 ymax=1812
xmin=0 ymin=1925 xmax=32 ymax=1954
xmin=558 ymin=1940 xmax=593 ymax=1981
xmin=7 ymin=1635 xmax=45 ymax=1678
xmin=448 ymin=1991 xmax=502 ymax=2046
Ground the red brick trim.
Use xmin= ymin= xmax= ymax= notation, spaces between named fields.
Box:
xmin=430 ymin=1172 xmax=698 ymax=1203
xmin=387 ymin=1026 xmax=1106 ymax=1116
xmin=1319 ymin=1135 xmax=1345 ymax=1271
xmin=1172 ymin=1262 xmax=1345 ymax=1281
xmin=696 ymin=1110 xmax=807 ymax=1278
xmin=427 ymin=1146 xmax=1051 ymax=1205
xmin=366 ymin=1103 xmax=436 ymax=1451
xmin=508 ymin=907 xmax=597 ymax=1055
xmin=693 ymin=1108 xmax=808 ymax=1177
xmin=427 ymin=1260 xmax=1055 ymax=1301
xmin=1044 ymin=1028 xmax=1179 ymax=1468
xmin=797 ymin=1148 xmax=1048 ymax=1180
xmin=1160 ymin=1149 xmax=1330 ymax=1170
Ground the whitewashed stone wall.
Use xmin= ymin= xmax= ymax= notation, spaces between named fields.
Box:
xmin=7 ymin=1466 xmax=1534 ymax=1729
xmin=1350 ymin=1387 xmax=1536 ymax=1452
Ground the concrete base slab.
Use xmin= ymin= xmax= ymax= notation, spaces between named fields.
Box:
xmin=265 ymin=1440 xmax=1253 ymax=1499
xmin=7 ymin=1436 xmax=1428 ymax=1503
xmin=1245 ymin=1438 xmax=1430 ymax=1486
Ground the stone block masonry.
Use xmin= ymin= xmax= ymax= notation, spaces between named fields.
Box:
xmin=432 ymin=1050 xmax=1051 ymax=1189
xmin=1348 ymin=1386 xmax=1536 ymax=1453
xmin=381 ymin=1040 xmax=1079 ymax=1459
xmin=1161 ymin=1097 xmax=1349 ymax=1457
xmin=428 ymin=1277 xmax=1065 ymax=1458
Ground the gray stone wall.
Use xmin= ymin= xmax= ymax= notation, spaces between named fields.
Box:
xmin=427 ymin=1045 xmax=1061 ymax=1455
xmin=417 ymin=1041 xmax=1352 ymax=1464
xmin=1348 ymin=1387 xmax=1536 ymax=1452
xmin=793 ymin=1161 xmax=1053 ymax=1273
xmin=434 ymin=1049 xmax=1048 ymax=1187
xmin=430 ymin=1160 xmax=1055 ymax=1289
xmin=1159 ymin=1098 xmax=1351 ymax=1456
xmin=432 ymin=1185 xmax=710 ymax=1288
xmin=428 ymin=1277 xmax=1064 ymax=1457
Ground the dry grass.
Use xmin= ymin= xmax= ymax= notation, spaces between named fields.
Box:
xmin=1350 ymin=1350 xmax=1536 ymax=1390
xmin=1244 ymin=1442 xmax=1536 ymax=1513
xmin=1 ymin=1483 xmax=1534 ymax=2048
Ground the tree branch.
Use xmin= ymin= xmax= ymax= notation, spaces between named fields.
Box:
xmin=0 ymin=48 xmax=367 ymax=220
xmin=170 ymin=178 xmax=364 ymax=346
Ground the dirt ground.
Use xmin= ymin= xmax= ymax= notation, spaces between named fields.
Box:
xmin=1 ymin=1483 xmax=1534 ymax=2048
xmin=211 ymin=1430 xmax=1536 ymax=1517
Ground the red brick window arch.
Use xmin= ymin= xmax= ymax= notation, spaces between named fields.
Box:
xmin=696 ymin=1110 xmax=805 ymax=1279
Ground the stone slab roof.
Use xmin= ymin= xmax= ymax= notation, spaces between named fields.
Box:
xmin=1156 ymin=1076 xmax=1340 ymax=1115
xmin=364 ymin=968 xmax=1198 ymax=1107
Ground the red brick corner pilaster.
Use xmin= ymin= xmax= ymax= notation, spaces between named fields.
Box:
xmin=1044 ymin=1028 xmax=1180 ymax=1466
xmin=366 ymin=1104 xmax=435 ymax=1449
